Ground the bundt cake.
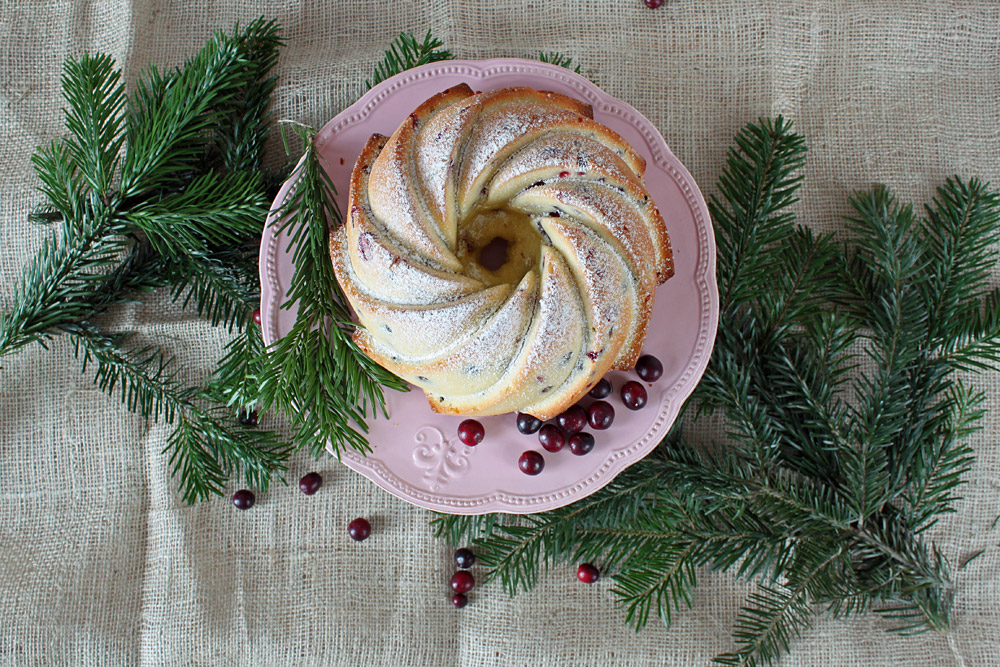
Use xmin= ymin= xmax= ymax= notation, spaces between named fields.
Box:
xmin=330 ymin=85 xmax=673 ymax=419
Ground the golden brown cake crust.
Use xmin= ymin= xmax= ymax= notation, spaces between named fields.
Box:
xmin=330 ymin=86 xmax=673 ymax=419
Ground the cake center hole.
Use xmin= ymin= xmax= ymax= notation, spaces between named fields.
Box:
xmin=479 ymin=236 xmax=509 ymax=271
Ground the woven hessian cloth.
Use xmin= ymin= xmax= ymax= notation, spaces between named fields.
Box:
xmin=2 ymin=1 xmax=999 ymax=665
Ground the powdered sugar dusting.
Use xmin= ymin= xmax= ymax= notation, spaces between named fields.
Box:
xmin=337 ymin=86 xmax=668 ymax=416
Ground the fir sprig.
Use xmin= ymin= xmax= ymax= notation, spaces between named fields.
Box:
xmin=366 ymin=30 xmax=453 ymax=89
xmin=1 ymin=19 xmax=288 ymax=501
xmin=433 ymin=118 xmax=1000 ymax=666
xmin=255 ymin=125 xmax=408 ymax=457
xmin=250 ymin=31 xmax=458 ymax=458
xmin=538 ymin=52 xmax=583 ymax=74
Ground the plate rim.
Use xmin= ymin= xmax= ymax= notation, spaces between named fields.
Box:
xmin=260 ymin=57 xmax=719 ymax=514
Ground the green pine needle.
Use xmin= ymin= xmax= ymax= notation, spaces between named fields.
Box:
xmin=256 ymin=124 xmax=408 ymax=458
xmin=366 ymin=30 xmax=453 ymax=89
xmin=1 ymin=18 xmax=287 ymax=501
xmin=432 ymin=118 xmax=1000 ymax=666
xmin=538 ymin=52 xmax=583 ymax=74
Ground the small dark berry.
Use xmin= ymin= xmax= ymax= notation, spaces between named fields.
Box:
xmin=232 ymin=489 xmax=255 ymax=510
xmin=516 ymin=412 xmax=543 ymax=435
xmin=298 ymin=472 xmax=323 ymax=495
xmin=621 ymin=381 xmax=648 ymax=410
xmin=518 ymin=450 xmax=545 ymax=475
xmin=457 ymin=419 xmax=485 ymax=446
xmin=451 ymin=570 xmax=475 ymax=593
xmin=237 ymin=408 xmax=258 ymax=427
xmin=587 ymin=401 xmax=615 ymax=430
xmin=252 ymin=308 xmax=262 ymax=325
xmin=557 ymin=405 xmax=588 ymax=434
xmin=568 ymin=432 xmax=595 ymax=456
xmin=538 ymin=424 xmax=566 ymax=452
xmin=635 ymin=354 xmax=664 ymax=382
xmin=452 ymin=592 xmax=469 ymax=608
xmin=348 ymin=517 xmax=372 ymax=541
xmin=577 ymin=563 xmax=600 ymax=583
xmin=588 ymin=378 xmax=612 ymax=399
xmin=454 ymin=548 xmax=476 ymax=569
xmin=645 ymin=0 xmax=663 ymax=8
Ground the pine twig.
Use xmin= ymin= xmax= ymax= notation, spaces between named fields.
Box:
xmin=366 ymin=30 xmax=453 ymax=89
xmin=432 ymin=119 xmax=1000 ymax=667
xmin=538 ymin=52 xmax=583 ymax=74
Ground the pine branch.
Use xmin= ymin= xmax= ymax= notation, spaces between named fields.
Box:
xmin=208 ymin=17 xmax=283 ymax=173
xmin=160 ymin=249 xmax=260 ymax=330
xmin=710 ymin=116 xmax=807 ymax=312
xmin=204 ymin=322 xmax=267 ymax=411
xmin=68 ymin=325 xmax=290 ymax=502
xmin=0 ymin=201 xmax=129 ymax=356
xmin=431 ymin=512 xmax=502 ymax=545
xmin=2 ymin=20 xmax=287 ymax=503
xmin=125 ymin=171 xmax=269 ymax=258
xmin=431 ymin=117 xmax=1000 ymax=666
xmin=366 ymin=30 xmax=454 ymax=89
xmin=538 ymin=52 xmax=583 ymax=74
xmin=256 ymin=126 xmax=408 ymax=458
xmin=714 ymin=582 xmax=818 ymax=667
xmin=62 ymin=53 xmax=126 ymax=196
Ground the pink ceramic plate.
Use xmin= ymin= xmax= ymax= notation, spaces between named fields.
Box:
xmin=260 ymin=59 xmax=718 ymax=515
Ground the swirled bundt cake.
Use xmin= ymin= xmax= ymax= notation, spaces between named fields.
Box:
xmin=330 ymin=85 xmax=673 ymax=419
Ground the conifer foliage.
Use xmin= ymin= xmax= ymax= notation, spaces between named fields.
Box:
xmin=433 ymin=119 xmax=1000 ymax=666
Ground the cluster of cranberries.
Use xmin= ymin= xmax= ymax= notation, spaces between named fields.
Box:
xmin=455 ymin=354 xmax=665 ymax=476
xmin=450 ymin=547 xmax=477 ymax=607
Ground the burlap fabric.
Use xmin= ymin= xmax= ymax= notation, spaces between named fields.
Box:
xmin=2 ymin=1 xmax=999 ymax=665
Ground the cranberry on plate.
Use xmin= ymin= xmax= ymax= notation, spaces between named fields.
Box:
xmin=621 ymin=381 xmax=648 ymax=410
xmin=518 ymin=451 xmax=545 ymax=475
xmin=516 ymin=412 xmax=542 ymax=435
xmin=587 ymin=401 xmax=615 ymax=430
xmin=635 ymin=354 xmax=663 ymax=382
xmin=588 ymin=378 xmax=612 ymax=399
xmin=568 ymin=432 xmax=595 ymax=456
xmin=457 ymin=419 xmax=485 ymax=446
xmin=557 ymin=405 xmax=588 ymax=434
xmin=538 ymin=424 xmax=566 ymax=452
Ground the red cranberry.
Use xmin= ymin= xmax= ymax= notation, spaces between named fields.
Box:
xmin=557 ymin=405 xmax=588 ymax=434
xmin=568 ymin=432 xmax=595 ymax=456
xmin=457 ymin=419 xmax=485 ymax=446
xmin=452 ymin=593 xmax=469 ymax=608
xmin=588 ymin=378 xmax=612 ymax=399
xmin=538 ymin=424 xmax=566 ymax=452
xmin=577 ymin=563 xmax=600 ymax=583
xmin=232 ymin=489 xmax=255 ymax=510
xmin=635 ymin=354 xmax=663 ymax=382
xmin=454 ymin=548 xmax=476 ymax=569
xmin=348 ymin=517 xmax=372 ymax=541
xmin=451 ymin=570 xmax=475 ymax=593
xmin=516 ymin=412 xmax=542 ymax=434
xmin=621 ymin=381 xmax=648 ymax=410
xmin=252 ymin=308 xmax=262 ymax=325
xmin=587 ymin=401 xmax=615 ymax=430
xmin=237 ymin=408 xmax=258 ymax=426
xmin=298 ymin=472 xmax=323 ymax=495
xmin=518 ymin=451 xmax=545 ymax=475
xmin=645 ymin=0 xmax=663 ymax=8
